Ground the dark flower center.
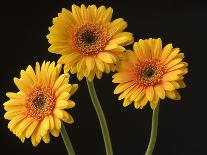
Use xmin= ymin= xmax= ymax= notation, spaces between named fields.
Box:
xmin=143 ymin=68 xmax=156 ymax=80
xmin=79 ymin=30 xmax=98 ymax=45
xmin=134 ymin=59 xmax=167 ymax=87
xmin=33 ymin=94 xmax=45 ymax=109
xmin=26 ymin=86 xmax=56 ymax=120
xmin=72 ymin=24 xmax=110 ymax=56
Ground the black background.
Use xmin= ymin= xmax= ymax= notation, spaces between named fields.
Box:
xmin=0 ymin=0 xmax=206 ymax=155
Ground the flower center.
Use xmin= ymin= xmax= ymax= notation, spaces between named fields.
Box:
xmin=72 ymin=23 xmax=110 ymax=56
xmin=143 ymin=68 xmax=156 ymax=80
xmin=79 ymin=29 xmax=98 ymax=45
xmin=33 ymin=94 xmax=46 ymax=109
xmin=26 ymin=86 xmax=56 ymax=120
xmin=133 ymin=59 xmax=166 ymax=87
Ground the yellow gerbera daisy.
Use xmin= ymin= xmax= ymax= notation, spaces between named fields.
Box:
xmin=47 ymin=4 xmax=134 ymax=81
xmin=112 ymin=38 xmax=188 ymax=110
xmin=4 ymin=61 xmax=78 ymax=146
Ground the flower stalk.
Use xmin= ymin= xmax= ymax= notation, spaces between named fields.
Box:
xmin=145 ymin=103 xmax=160 ymax=155
xmin=61 ymin=122 xmax=76 ymax=155
xmin=86 ymin=79 xmax=113 ymax=155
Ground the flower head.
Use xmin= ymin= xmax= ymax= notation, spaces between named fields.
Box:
xmin=4 ymin=61 xmax=78 ymax=146
xmin=112 ymin=38 xmax=188 ymax=110
xmin=47 ymin=4 xmax=133 ymax=81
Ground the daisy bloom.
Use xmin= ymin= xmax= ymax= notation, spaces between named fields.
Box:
xmin=112 ymin=38 xmax=188 ymax=110
xmin=47 ymin=4 xmax=133 ymax=81
xmin=4 ymin=61 xmax=78 ymax=146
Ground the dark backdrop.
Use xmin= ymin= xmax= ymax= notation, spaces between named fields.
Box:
xmin=0 ymin=0 xmax=206 ymax=155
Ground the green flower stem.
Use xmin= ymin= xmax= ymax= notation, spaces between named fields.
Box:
xmin=61 ymin=122 xmax=76 ymax=155
xmin=86 ymin=79 xmax=113 ymax=155
xmin=145 ymin=103 xmax=160 ymax=155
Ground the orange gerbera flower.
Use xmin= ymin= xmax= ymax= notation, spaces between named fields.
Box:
xmin=47 ymin=4 xmax=133 ymax=81
xmin=113 ymin=38 xmax=188 ymax=109
xmin=4 ymin=61 xmax=78 ymax=146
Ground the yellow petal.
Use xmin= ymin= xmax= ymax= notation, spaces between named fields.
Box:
xmin=80 ymin=4 xmax=88 ymax=21
xmin=25 ymin=65 xmax=37 ymax=83
xmin=31 ymin=131 xmax=38 ymax=147
xmin=77 ymin=58 xmax=86 ymax=72
xmin=98 ymin=52 xmax=117 ymax=63
xmin=160 ymin=43 xmax=173 ymax=62
xmin=42 ymin=131 xmax=50 ymax=143
xmin=56 ymin=100 xmax=75 ymax=109
xmin=152 ymin=38 xmax=162 ymax=58
xmin=15 ymin=117 xmax=33 ymax=137
xmin=139 ymin=96 xmax=148 ymax=109
xmin=171 ymin=81 xmax=180 ymax=89
xmin=41 ymin=116 xmax=49 ymax=136
xmin=49 ymin=68 xmax=56 ymax=87
xmin=146 ymin=86 xmax=154 ymax=101
xmin=8 ymin=115 xmax=26 ymax=130
xmin=118 ymin=85 xmax=136 ymax=100
xmin=6 ymin=92 xmax=24 ymax=99
xmin=112 ymin=72 xmax=133 ymax=83
xmin=70 ymin=84 xmax=78 ymax=96
xmin=134 ymin=89 xmax=145 ymax=102
xmin=166 ymin=58 xmax=182 ymax=69
xmin=133 ymin=40 xmax=149 ymax=61
xmin=50 ymin=129 xmax=60 ymax=137
xmin=95 ymin=58 xmax=105 ymax=72
xmin=109 ymin=36 xmax=132 ymax=46
xmin=126 ymin=50 xmax=138 ymax=65
xmin=168 ymin=63 xmax=186 ymax=72
xmin=72 ymin=4 xmax=82 ymax=23
xmin=104 ymin=44 xmax=118 ymax=50
xmin=130 ymin=87 xmax=143 ymax=101
xmin=150 ymin=94 xmax=159 ymax=110
xmin=49 ymin=115 xmax=54 ymax=130
xmin=101 ymin=7 xmax=113 ymax=23
xmin=61 ymin=8 xmax=77 ymax=27
xmin=114 ymin=82 xmax=134 ymax=94
xmin=4 ymin=109 xmax=23 ymax=120
xmin=108 ymin=18 xmax=127 ymax=35
xmin=166 ymin=90 xmax=181 ymax=100
xmin=20 ymin=70 xmax=33 ymax=87
xmin=112 ymin=32 xmax=134 ymax=46
xmin=123 ymin=98 xmax=132 ymax=107
xmin=53 ymin=109 xmax=64 ymax=119
xmin=35 ymin=124 xmax=42 ymax=145
xmin=59 ymin=53 xmax=81 ymax=64
xmin=88 ymin=5 xmax=97 ymax=21
xmin=55 ymin=84 xmax=71 ymax=97
xmin=154 ymin=85 xmax=165 ymax=99
xmin=54 ymin=117 xmax=61 ymax=130
xmin=86 ymin=57 xmax=95 ymax=71
xmin=162 ymin=82 xmax=175 ymax=91
xmin=162 ymin=72 xmax=179 ymax=81
xmin=163 ymin=48 xmax=180 ymax=65
xmin=61 ymin=110 xmax=74 ymax=124
xmin=25 ymin=120 xmax=38 ymax=138
xmin=35 ymin=62 xmax=41 ymax=82
xmin=58 ymin=92 xmax=70 ymax=100
xmin=53 ymin=74 xmax=66 ymax=90
xmin=177 ymin=80 xmax=186 ymax=88
xmin=125 ymin=85 xmax=139 ymax=99
xmin=96 ymin=6 xmax=106 ymax=22
xmin=13 ymin=78 xmax=30 ymax=93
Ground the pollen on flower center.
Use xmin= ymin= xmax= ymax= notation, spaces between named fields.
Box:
xmin=134 ymin=59 xmax=166 ymax=87
xmin=26 ymin=86 xmax=56 ymax=120
xmin=72 ymin=23 xmax=111 ymax=56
